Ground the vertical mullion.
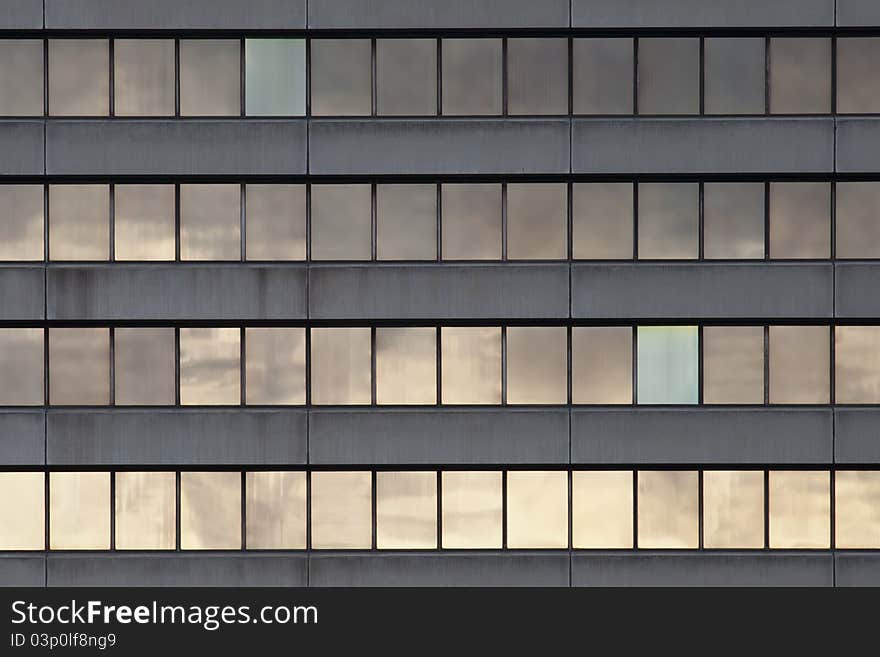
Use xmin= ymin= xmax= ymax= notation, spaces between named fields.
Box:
xmin=501 ymin=38 xmax=508 ymax=117
xmin=764 ymin=181 xmax=771 ymax=261
xmin=371 ymin=38 xmax=377 ymax=118
xmin=633 ymin=183 xmax=639 ymax=260
xmin=764 ymin=36 xmax=771 ymax=116
xmin=108 ymin=38 xmax=114 ymax=117
xmin=697 ymin=325 xmax=704 ymax=405
xmin=371 ymin=183 xmax=377 ymax=261
xmin=698 ymin=182 xmax=705 ymax=260
xmin=174 ymin=327 xmax=181 ymax=407
xmin=436 ymin=471 xmax=442 ymax=550
xmin=371 ymin=471 xmax=378 ymax=550
xmin=174 ymin=38 xmax=180 ymax=118
xmin=241 ymin=471 xmax=247 ymax=551
xmin=830 ymin=469 xmax=836 ymax=550
xmin=763 ymin=469 xmax=770 ymax=549
xmin=240 ymin=37 xmax=245 ymax=117
xmin=632 ymin=470 xmax=639 ymax=549
xmin=44 ymin=472 xmax=50 ymax=553
xmin=697 ymin=470 xmax=704 ymax=550
xmin=240 ymin=327 xmax=246 ymax=407
xmin=109 ymin=327 xmax=115 ymax=407
xmin=436 ymin=327 xmax=442 ymax=406
xmin=698 ymin=37 xmax=705 ymax=116
xmin=305 ymin=38 xmax=311 ymax=118
xmin=174 ymin=184 xmax=181 ymax=262
xmin=436 ymin=39 xmax=442 ymax=116
xmin=109 ymin=183 xmax=115 ymax=262
xmin=436 ymin=183 xmax=442 ymax=262
xmin=502 ymin=471 xmax=508 ymax=550
xmin=305 ymin=471 xmax=313 ymax=551
xmin=43 ymin=38 xmax=49 ymax=117
xmin=175 ymin=471 xmax=182 ymax=551
xmin=240 ymin=184 xmax=246 ymax=262
xmin=501 ymin=325 xmax=508 ymax=406
xmin=632 ymin=325 xmax=638 ymax=406
xmin=633 ymin=38 xmax=639 ymax=116
xmin=370 ymin=327 xmax=377 ymax=406
xmin=501 ymin=182 xmax=508 ymax=261
xmin=110 ymin=471 xmax=116 ymax=550
xmin=764 ymin=325 xmax=770 ymax=406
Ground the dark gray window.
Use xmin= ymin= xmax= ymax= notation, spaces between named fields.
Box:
xmin=310 ymin=39 xmax=372 ymax=116
xmin=703 ymin=183 xmax=765 ymax=259
xmin=770 ymin=38 xmax=831 ymax=114
xmin=704 ymin=38 xmax=765 ymax=115
xmin=0 ymin=40 xmax=43 ymax=116
xmin=442 ymin=39 xmax=502 ymax=116
xmin=573 ymin=38 xmax=633 ymax=115
xmin=838 ymin=38 xmax=880 ymax=114
xmin=377 ymin=39 xmax=437 ymax=116
xmin=507 ymin=38 xmax=568 ymax=115
xmin=769 ymin=182 xmax=830 ymax=259
xmin=637 ymin=38 xmax=699 ymax=115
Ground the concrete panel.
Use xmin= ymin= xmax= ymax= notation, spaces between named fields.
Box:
xmin=0 ymin=557 xmax=45 ymax=587
xmin=48 ymin=555 xmax=308 ymax=587
xmin=837 ymin=1 xmax=880 ymax=26
xmin=838 ymin=120 xmax=880 ymax=173
xmin=310 ymin=409 xmax=569 ymax=465
xmin=0 ymin=412 xmax=45 ymax=466
xmin=310 ymin=265 xmax=569 ymax=320
xmin=0 ymin=122 xmax=44 ymax=176
xmin=834 ymin=409 xmax=880 ymax=464
xmin=835 ymin=554 xmax=880 ymax=587
xmin=46 ymin=121 xmax=306 ymax=176
xmin=47 ymin=265 xmax=307 ymax=321
xmin=572 ymin=263 xmax=831 ymax=320
xmin=835 ymin=264 xmax=880 ymax=318
xmin=47 ymin=410 xmax=307 ymax=466
xmin=0 ymin=0 xmax=42 ymax=28
xmin=310 ymin=553 xmax=570 ymax=587
xmin=573 ymin=119 xmax=832 ymax=174
xmin=572 ymin=0 xmax=833 ymax=27
xmin=572 ymin=409 xmax=832 ymax=465
xmin=0 ymin=268 xmax=45 ymax=320
xmin=310 ymin=120 xmax=569 ymax=176
xmin=572 ymin=553 xmax=833 ymax=587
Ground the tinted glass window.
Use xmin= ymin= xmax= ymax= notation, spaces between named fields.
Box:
xmin=114 ymin=185 xmax=175 ymax=261
xmin=179 ymin=327 xmax=240 ymax=406
xmin=311 ymin=184 xmax=372 ymax=261
xmin=0 ymin=40 xmax=43 ymax=116
xmin=0 ymin=185 xmax=43 ymax=261
xmin=769 ymin=182 xmax=830 ymax=259
xmin=49 ymin=185 xmax=109 ymax=261
xmin=441 ymin=184 xmax=501 ymax=260
xmin=114 ymin=328 xmax=175 ymax=406
xmin=838 ymin=38 xmax=880 ymax=114
xmin=769 ymin=470 xmax=829 ymax=549
xmin=770 ymin=38 xmax=831 ymax=114
xmin=179 ymin=40 xmax=240 ymax=116
xmin=637 ymin=470 xmax=698 ymax=549
xmin=442 ymin=39 xmax=502 ymax=116
xmin=0 ymin=472 xmax=44 ymax=550
xmin=441 ymin=471 xmax=502 ymax=549
xmin=377 ymin=39 xmax=436 ymax=116
xmin=572 ymin=183 xmax=633 ymax=259
xmin=245 ymin=328 xmax=306 ymax=405
xmin=506 ymin=327 xmax=567 ymax=404
xmin=49 ymin=328 xmax=109 ymax=406
xmin=180 ymin=184 xmax=240 ymax=261
xmin=704 ymin=38 xmax=765 ymax=115
xmin=836 ymin=471 xmax=880 ymax=549
xmin=245 ymin=39 xmax=306 ymax=116
xmin=702 ymin=326 xmax=765 ymax=405
xmin=49 ymin=39 xmax=108 ymax=116
xmin=246 ymin=471 xmax=307 ymax=549
xmin=835 ymin=326 xmax=880 ymax=404
xmin=0 ymin=329 xmax=43 ymax=406
xmin=637 ymin=326 xmax=698 ymax=405
xmin=703 ymin=471 xmax=764 ymax=549
xmin=440 ymin=327 xmax=501 ymax=405
xmin=572 ymin=327 xmax=632 ymax=404
xmin=114 ymin=39 xmax=174 ymax=116
xmin=375 ymin=327 xmax=436 ymax=405
xmin=638 ymin=183 xmax=698 ymax=260
xmin=376 ymin=184 xmax=437 ymax=261
xmin=703 ymin=183 xmax=765 ymax=259
xmin=573 ymin=38 xmax=633 ymax=114
xmin=507 ymin=183 xmax=567 ymax=260
xmin=376 ymin=471 xmax=437 ymax=549
xmin=769 ymin=325 xmax=829 ymax=404
xmin=310 ymin=471 xmax=372 ymax=549
xmin=507 ymin=38 xmax=568 ymax=115
xmin=836 ymin=182 xmax=880 ymax=259
xmin=637 ymin=38 xmax=699 ymax=115
xmin=506 ymin=471 xmax=568 ymax=549
xmin=49 ymin=472 xmax=110 ymax=550
xmin=310 ymin=39 xmax=371 ymax=116
xmin=310 ymin=328 xmax=371 ymax=405
xmin=115 ymin=471 xmax=176 ymax=550
xmin=572 ymin=471 xmax=633 ymax=548
xmin=180 ymin=471 xmax=241 ymax=550
xmin=245 ymin=184 xmax=306 ymax=261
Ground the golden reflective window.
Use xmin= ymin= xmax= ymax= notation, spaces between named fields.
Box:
xmin=0 ymin=328 xmax=43 ymax=406
xmin=179 ymin=328 xmax=241 ymax=406
xmin=49 ymin=472 xmax=110 ymax=550
xmin=440 ymin=327 xmax=501 ymax=405
xmin=114 ymin=39 xmax=175 ymax=117
xmin=180 ymin=184 xmax=241 ymax=261
xmin=114 ymin=185 xmax=175 ymax=261
xmin=376 ymin=471 xmax=437 ymax=549
xmin=506 ymin=327 xmax=567 ymax=405
xmin=441 ymin=471 xmax=502 ymax=549
xmin=115 ymin=472 xmax=176 ymax=550
xmin=310 ymin=184 xmax=372 ymax=261
xmin=180 ymin=471 xmax=241 ymax=550
xmin=245 ymin=328 xmax=306 ymax=405
xmin=310 ymin=471 xmax=372 ymax=549
xmin=703 ymin=471 xmax=764 ymax=549
xmin=769 ymin=326 xmax=829 ymax=404
xmin=179 ymin=39 xmax=240 ymax=116
xmin=573 ymin=183 xmax=633 ymax=260
xmin=376 ymin=328 xmax=436 ymax=405
xmin=507 ymin=183 xmax=567 ymax=260
xmin=441 ymin=184 xmax=502 ymax=260
xmin=637 ymin=471 xmax=698 ymax=549
xmin=769 ymin=182 xmax=831 ymax=259
xmin=769 ymin=470 xmax=830 ymax=549
xmin=49 ymin=185 xmax=109 ymax=261
xmin=48 ymin=39 xmax=109 ymax=116
xmin=835 ymin=326 xmax=880 ymax=404
xmin=702 ymin=327 xmax=765 ymax=405
xmin=0 ymin=185 xmax=43 ymax=261
xmin=572 ymin=471 xmax=633 ymax=548
xmin=245 ymin=184 xmax=306 ymax=261
xmin=376 ymin=184 xmax=437 ymax=261
xmin=0 ymin=472 xmax=44 ymax=550
xmin=246 ymin=471 xmax=307 ymax=550
xmin=571 ymin=327 xmax=632 ymax=404
xmin=114 ymin=328 xmax=175 ymax=406
xmin=836 ymin=470 xmax=880 ymax=549
xmin=310 ymin=328 xmax=371 ymax=405
xmin=49 ymin=328 xmax=110 ymax=406
xmin=506 ymin=471 xmax=568 ymax=549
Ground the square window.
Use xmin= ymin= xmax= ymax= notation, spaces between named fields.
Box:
xmin=0 ymin=328 xmax=43 ymax=405
xmin=506 ymin=327 xmax=567 ymax=404
xmin=0 ymin=185 xmax=43 ymax=261
xmin=310 ymin=328 xmax=371 ymax=405
xmin=836 ymin=182 xmax=880 ymax=259
xmin=572 ymin=183 xmax=633 ymax=259
xmin=179 ymin=327 xmax=241 ymax=406
xmin=115 ymin=472 xmax=176 ymax=550
xmin=703 ymin=182 xmax=765 ymax=259
xmin=572 ymin=471 xmax=633 ymax=548
xmin=376 ymin=471 xmax=437 ymax=549
xmin=572 ymin=327 xmax=632 ymax=404
xmin=704 ymin=38 xmax=765 ymax=115
xmin=703 ymin=471 xmax=764 ymax=549
xmin=702 ymin=326 xmax=764 ymax=405
xmin=49 ymin=472 xmax=110 ymax=550
xmin=506 ymin=471 xmax=568 ymax=549
xmin=835 ymin=326 xmax=880 ymax=404
xmin=49 ymin=39 xmax=108 ymax=116
xmin=507 ymin=183 xmax=567 ymax=260
xmin=769 ymin=326 xmax=829 ymax=404
xmin=637 ymin=471 xmax=698 ymax=549
xmin=769 ymin=471 xmax=829 ymax=549
xmin=376 ymin=327 xmax=436 ymax=405
xmin=637 ymin=326 xmax=698 ymax=405
xmin=114 ymin=39 xmax=175 ymax=116
xmin=441 ymin=327 xmax=501 ymax=405
xmin=836 ymin=471 xmax=880 ymax=549
xmin=442 ymin=39 xmax=502 ymax=116
xmin=507 ymin=38 xmax=568 ymax=115
xmin=310 ymin=471 xmax=372 ymax=549
xmin=573 ymin=38 xmax=633 ymax=114
xmin=377 ymin=39 xmax=437 ymax=116
xmin=245 ymin=39 xmax=306 ymax=116
xmin=180 ymin=184 xmax=241 ymax=261
xmin=245 ymin=328 xmax=306 ymax=405
xmin=49 ymin=185 xmax=109 ymax=261
xmin=637 ymin=38 xmax=699 ymax=115
xmin=245 ymin=184 xmax=306 ymax=261
xmin=179 ymin=39 xmax=240 ymax=116
xmin=0 ymin=472 xmax=44 ymax=550
xmin=0 ymin=40 xmax=43 ymax=116
xmin=838 ymin=38 xmax=880 ymax=114
xmin=769 ymin=182 xmax=830 ymax=259
xmin=770 ymin=38 xmax=831 ymax=114
xmin=180 ymin=471 xmax=241 ymax=550
xmin=638 ymin=183 xmax=698 ymax=260
xmin=376 ymin=184 xmax=437 ymax=261
xmin=310 ymin=39 xmax=372 ymax=116
xmin=310 ymin=184 xmax=372 ymax=261
xmin=441 ymin=184 xmax=501 ymax=260
xmin=441 ymin=471 xmax=502 ymax=549
xmin=49 ymin=328 xmax=109 ymax=406
xmin=114 ymin=185 xmax=175 ymax=261
xmin=246 ymin=471 xmax=307 ymax=549
xmin=114 ymin=328 xmax=175 ymax=406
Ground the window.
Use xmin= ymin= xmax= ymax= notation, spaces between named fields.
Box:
xmin=180 ymin=472 xmax=241 ymax=550
xmin=375 ymin=327 xmax=437 ymax=405
xmin=770 ymin=38 xmax=831 ymax=114
xmin=49 ymin=185 xmax=109 ymax=261
xmin=115 ymin=471 xmax=176 ymax=550
xmin=638 ymin=183 xmax=699 ymax=259
xmin=835 ymin=471 xmax=880 ymax=549
xmin=114 ymin=185 xmax=175 ymax=261
xmin=48 ymin=39 xmax=108 ymax=116
xmin=310 ymin=185 xmax=371 ymax=261
xmin=114 ymin=39 xmax=174 ymax=116
xmin=507 ymin=38 xmax=568 ymax=115
xmin=441 ymin=184 xmax=501 ymax=260
xmin=703 ymin=471 xmax=764 ymax=549
xmin=180 ymin=184 xmax=241 ymax=261
xmin=376 ymin=471 xmax=437 ymax=549
xmin=506 ymin=327 xmax=567 ymax=405
xmin=507 ymin=183 xmax=567 ymax=260
xmin=114 ymin=328 xmax=175 ymax=406
xmin=310 ymin=39 xmax=371 ymax=116
xmin=0 ymin=329 xmax=43 ymax=406
xmin=179 ymin=328 xmax=241 ymax=406
xmin=572 ymin=183 xmax=633 ymax=259
xmin=637 ymin=38 xmax=699 ymax=115
xmin=637 ymin=471 xmax=698 ymax=549
xmin=572 ymin=471 xmax=633 ymax=548
xmin=310 ymin=328 xmax=371 ymax=405
xmin=441 ymin=471 xmax=502 ymax=549
xmin=703 ymin=183 xmax=765 ymax=259
xmin=377 ymin=39 xmax=437 ymax=116
xmin=702 ymin=327 xmax=765 ymax=404
xmin=179 ymin=40 xmax=240 ymax=116
xmin=49 ymin=472 xmax=110 ymax=550
xmin=769 ymin=326 xmax=829 ymax=404
xmin=376 ymin=184 xmax=437 ymax=261
xmin=0 ymin=185 xmax=43 ymax=261
xmin=49 ymin=328 xmax=109 ymax=406
xmin=838 ymin=38 xmax=880 ymax=114
xmin=637 ymin=326 xmax=698 ymax=405
xmin=245 ymin=184 xmax=306 ymax=261
xmin=442 ymin=39 xmax=502 ymax=116
xmin=836 ymin=182 xmax=880 ymax=259
xmin=441 ymin=327 xmax=501 ymax=405
xmin=245 ymin=328 xmax=306 ymax=405
xmin=506 ymin=471 xmax=568 ymax=549
xmin=769 ymin=183 xmax=830 ymax=259
xmin=573 ymin=38 xmax=633 ymax=115
xmin=572 ymin=327 xmax=633 ymax=404
xmin=0 ymin=40 xmax=43 ymax=116
xmin=768 ymin=471 xmax=829 ymax=549
xmin=246 ymin=471 xmax=307 ymax=549
xmin=704 ymin=38 xmax=765 ymax=115
xmin=835 ymin=326 xmax=880 ymax=404
xmin=245 ymin=39 xmax=306 ymax=116
xmin=0 ymin=473 xmax=44 ymax=550
xmin=310 ymin=471 xmax=372 ymax=549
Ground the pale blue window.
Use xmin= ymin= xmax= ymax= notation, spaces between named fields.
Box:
xmin=637 ymin=326 xmax=699 ymax=404
xmin=245 ymin=39 xmax=306 ymax=116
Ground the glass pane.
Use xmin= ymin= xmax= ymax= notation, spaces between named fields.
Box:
xmin=179 ymin=39 xmax=240 ymax=116
xmin=246 ymin=471 xmax=306 ymax=549
xmin=376 ymin=327 xmax=436 ymax=405
xmin=572 ymin=471 xmax=633 ymax=548
xmin=441 ymin=327 xmax=501 ymax=405
xmin=0 ymin=40 xmax=43 ymax=116
xmin=770 ymin=38 xmax=831 ymax=114
xmin=49 ymin=472 xmax=109 ymax=550
xmin=704 ymin=38 xmax=765 ymax=115
xmin=507 ymin=38 xmax=568 ymax=115
xmin=769 ymin=470 xmax=829 ymax=549
xmin=310 ymin=184 xmax=371 ymax=261
xmin=49 ymin=328 xmax=109 ymax=406
xmin=838 ymin=38 xmax=880 ymax=114
xmin=310 ymin=39 xmax=371 ymax=116
xmin=572 ymin=327 xmax=632 ymax=404
xmin=573 ymin=38 xmax=633 ymax=114
xmin=836 ymin=182 xmax=880 ymax=259
xmin=442 ymin=38 xmax=502 ymax=116
xmin=441 ymin=471 xmax=502 ymax=549
xmin=179 ymin=327 xmax=240 ymax=406
xmin=114 ymin=185 xmax=175 ymax=261
xmin=245 ymin=327 xmax=306 ymax=405
xmin=0 ymin=185 xmax=43 ymax=260
xmin=376 ymin=184 xmax=437 ymax=261
xmin=114 ymin=328 xmax=175 ymax=406
xmin=377 ymin=39 xmax=436 ymax=116
xmin=49 ymin=185 xmax=109 ymax=261
xmin=115 ymin=471 xmax=175 ymax=550
xmin=506 ymin=327 xmax=567 ymax=405
xmin=245 ymin=39 xmax=306 ymax=116
xmin=637 ymin=470 xmax=698 ymax=549
xmin=572 ymin=183 xmax=633 ymax=259
xmin=180 ymin=471 xmax=241 ymax=550
xmin=114 ymin=39 xmax=174 ymax=116
xmin=769 ymin=182 xmax=830 ymax=259
xmin=703 ymin=182 xmax=765 ymax=259
xmin=506 ymin=471 xmax=568 ymax=549
xmin=637 ymin=326 xmax=698 ymax=404
xmin=310 ymin=328 xmax=371 ymax=405
xmin=769 ymin=325 xmax=829 ymax=404
xmin=310 ymin=471 xmax=372 ymax=549
xmin=0 ymin=328 xmax=43 ymax=405
xmin=836 ymin=470 xmax=880 ymax=549
xmin=835 ymin=326 xmax=880 ymax=404
xmin=507 ymin=183 xmax=567 ymax=260
xmin=245 ymin=184 xmax=306 ymax=261
xmin=0 ymin=472 xmax=44 ymax=550
xmin=637 ymin=38 xmax=699 ymax=115
xmin=180 ymin=184 xmax=240 ymax=261
xmin=702 ymin=326 xmax=764 ymax=404
xmin=376 ymin=471 xmax=437 ymax=549
xmin=48 ymin=39 xmax=108 ymax=116
xmin=441 ymin=184 xmax=501 ymax=260
xmin=703 ymin=471 xmax=764 ymax=549
xmin=638 ymin=183 xmax=698 ymax=260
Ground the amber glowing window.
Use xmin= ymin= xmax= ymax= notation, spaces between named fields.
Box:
xmin=49 ymin=185 xmax=109 ymax=261
xmin=180 ymin=184 xmax=241 ymax=261
xmin=310 ymin=471 xmax=372 ymax=549
xmin=506 ymin=471 xmax=568 ymax=549
xmin=441 ymin=471 xmax=502 ymax=549
xmin=179 ymin=328 xmax=241 ymax=406
xmin=507 ymin=183 xmax=567 ymax=260
xmin=376 ymin=471 xmax=437 ymax=550
xmin=637 ymin=471 xmax=698 ymax=549
xmin=0 ymin=185 xmax=43 ymax=261
xmin=245 ymin=328 xmax=306 ymax=406
xmin=572 ymin=183 xmax=633 ymax=259
xmin=769 ymin=326 xmax=829 ymax=404
xmin=114 ymin=185 xmax=175 ymax=261
xmin=703 ymin=471 xmax=764 ymax=549
xmin=0 ymin=472 xmax=44 ymax=550
xmin=49 ymin=472 xmax=110 ymax=550
xmin=375 ymin=327 xmax=437 ymax=405
xmin=0 ymin=328 xmax=43 ymax=406
xmin=702 ymin=327 xmax=765 ymax=405
xmin=440 ymin=327 xmax=501 ymax=405
xmin=114 ymin=328 xmax=176 ymax=406
xmin=506 ymin=327 xmax=567 ymax=405
xmin=769 ymin=470 xmax=829 ymax=549
xmin=115 ymin=472 xmax=176 ymax=550
xmin=835 ymin=471 xmax=880 ymax=549
xmin=572 ymin=471 xmax=633 ymax=549
xmin=246 ymin=471 xmax=307 ymax=550
xmin=49 ymin=328 xmax=110 ymax=406
xmin=180 ymin=472 xmax=241 ymax=550
xmin=310 ymin=328 xmax=371 ymax=405
xmin=571 ymin=327 xmax=632 ymax=404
